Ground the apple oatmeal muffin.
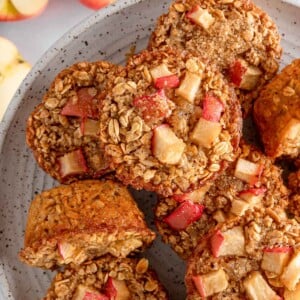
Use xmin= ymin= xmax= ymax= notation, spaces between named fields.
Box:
xmin=19 ymin=180 xmax=155 ymax=269
xmin=185 ymin=207 xmax=300 ymax=299
xmin=43 ymin=255 xmax=168 ymax=300
xmin=254 ymin=59 xmax=300 ymax=159
xmin=26 ymin=61 xmax=125 ymax=184
xmin=155 ymin=142 xmax=289 ymax=259
xmin=100 ymin=48 xmax=242 ymax=197
xmin=148 ymin=0 xmax=282 ymax=116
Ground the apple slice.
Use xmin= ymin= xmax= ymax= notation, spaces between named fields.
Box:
xmin=80 ymin=118 xmax=99 ymax=138
xmin=0 ymin=0 xmax=21 ymax=21
xmin=154 ymin=74 xmax=180 ymax=89
xmin=229 ymin=59 xmax=262 ymax=90
xmin=61 ymin=87 xmax=99 ymax=119
xmin=192 ymin=269 xmax=228 ymax=298
xmin=0 ymin=36 xmax=18 ymax=71
xmin=190 ymin=117 xmax=222 ymax=148
xmin=150 ymin=63 xmax=173 ymax=81
xmin=163 ymin=200 xmax=204 ymax=230
xmin=210 ymin=227 xmax=245 ymax=257
xmin=10 ymin=0 xmax=48 ymax=17
xmin=261 ymin=246 xmax=292 ymax=275
xmin=281 ymin=251 xmax=300 ymax=291
xmin=244 ymin=271 xmax=281 ymax=300
xmin=104 ymin=277 xmax=130 ymax=300
xmin=79 ymin=0 xmax=115 ymax=10
xmin=133 ymin=89 xmax=172 ymax=123
xmin=0 ymin=61 xmax=30 ymax=120
xmin=186 ymin=5 xmax=215 ymax=30
xmin=58 ymin=149 xmax=88 ymax=178
xmin=284 ymin=282 xmax=300 ymax=300
xmin=202 ymin=94 xmax=224 ymax=122
xmin=234 ymin=158 xmax=264 ymax=185
xmin=73 ymin=285 xmax=108 ymax=300
xmin=152 ymin=124 xmax=186 ymax=165
xmin=176 ymin=71 xmax=202 ymax=103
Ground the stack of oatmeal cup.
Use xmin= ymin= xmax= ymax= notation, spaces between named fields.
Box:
xmin=20 ymin=0 xmax=300 ymax=299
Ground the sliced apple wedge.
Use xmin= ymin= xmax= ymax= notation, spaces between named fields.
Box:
xmin=73 ymin=285 xmax=108 ymax=300
xmin=0 ymin=0 xmax=24 ymax=21
xmin=210 ymin=227 xmax=245 ymax=257
xmin=104 ymin=277 xmax=130 ymax=300
xmin=186 ymin=5 xmax=215 ymax=30
xmin=192 ymin=269 xmax=228 ymax=297
xmin=152 ymin=124 xmax=185 ymax=164
xmin=80 ymin=0 xmax=115 ymax=10
xmin=190 ymin=117 xmax=222 ymax=148
xmin=0 ymin=36 xmax=19 ymax=71
xmin=234 ymin=158 xmax=264 ymax=185
xmin=244 ymin=271 xmax=281 ymax=300
xmin=261 ymin=246 xmax=292 ymax=275
xmin=163 ymin=200 xmax=204 ymax=230
xmin=281 ymin=251 xmax=300 ymax=291
xmin=10 ymin=0 xmax=48 ymax=17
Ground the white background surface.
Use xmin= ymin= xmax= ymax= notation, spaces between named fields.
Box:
xmin=0 ymin=0 xmax=94 ymax=66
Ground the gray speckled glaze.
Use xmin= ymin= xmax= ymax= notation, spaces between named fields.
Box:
xmin=0 ymin=0 xmax=299 ymax=299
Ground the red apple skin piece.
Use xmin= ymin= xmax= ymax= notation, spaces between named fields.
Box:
xmin=192 ymin=275 xmax=207 ymax=298
xmin=83 ymin=291 xmax=109 ymax=300
xmin=186 ymin=5 xmax=201 ymax=24
xmin=202 ymin=94 xmax=224 ymax=122
xmin=154 ymin=74 xmax=180 ymax=89
xmin=79 ymin=0 xmax=115 ymax=10
xmin=163 ymin=200 xmax=204 ymax=231
xmin=210 ymin=229 xmax=225 ymax=258
xmin=264 ymin=246 xmax=292 ymax=254
xmin=61 ymin=87 xmax=99 ymax=119
xmin=58 ymin=149 xmax=88 ymax=179
xmin=228 ymin=60 xmax=247 ymax=87
xmin=133 ymin=89 xmax=171 ymax=123
xmin=238 ymin=187 xmax=267 ymax=197
xmin=104 ymin=277 xmax=117 ymax=299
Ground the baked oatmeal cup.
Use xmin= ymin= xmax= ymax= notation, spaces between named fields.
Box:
xmin=149 ymin=0 xmax=282 ymax=115
xmin=19 ymin=180 xmax=155 ymax=269
xmin=43 ymin=256 xmax=168 ymax=300
xmin=254 ymin=59 xmax=300 ymax=159
xmin=26 ymin=61 xmax=125 ymax=184
xmin=185 ymin=208 xmax=300 ymax=299
xmin=155 ymin=141 xmax=289 ymax=259
xmin=100 ymin=48 xmax=242 ymax=197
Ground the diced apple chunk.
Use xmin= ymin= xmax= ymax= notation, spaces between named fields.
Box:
xmin=176 ymin=71 xmax=202 ymax=103
xmin=202 ymin=93 xmax=224 ymax=122
xmin=152 ymin=124 xmax=186 ymax=164
xmin=229 ymin=59 xmax=262 ymax=90
xmin=238 ymin=188 xmax=266 ymax=205
xmin=244 ymin=271 xmax=281 ymax=300
xmin=212 ymin=210 xmax=226 ymax=223
xmin=150 ymin=63 xmax=173 ymax=81
xmin=80 ymin=118 xmax=99 ymax=137
xmin=154 ymin=74 xmax=180 ymax=89
xmin=58 ymin=241 xmax=76 ymax=260
xmin=234 ymin=158 xmax=264 ymax=185
xmin=192 ymin=269 xmax=228 ymax=297
xmin=190 ymin=117 xmax=222 ymax=148
xmin=105 ymin=277 xmax=130 ymax=300
xmin=73 ymin=285 xmax=108 ymax=300
xmin=261 ymin=247 xmax=292 ymax=275
xmin=211 ymin=227 xmax=245 ymax=257
xmin=173 ymin=186 xmax=209 ymax=203
xmin=281 ymin=251 xmax=300 ymax=291
xmin=58 ymin=149 xmax=88 ymax=178
xmin=284 ymin=282 xmax=300 ymax=300
xmin=230 ymin=199 xmax=250 ymax=216
xmin=186 ymin=5 xmax=215 ymax=30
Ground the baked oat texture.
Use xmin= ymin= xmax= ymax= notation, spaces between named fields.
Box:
xmin=155 ymin=141 xmax=289 ymax=259
xmin=43 ymin=255 xmax=168 ymax=300
xmin=185 ymin=208 xmax=300 ymax=299
xmin=100 ymin=48 xmax=242 ymax=197
xmin=254 ymin=59 xmax=300 ymax=159
xmin=19 ymin=180 xmax=156 ymax=269
xmin=26 ymin=61 xmax=125 ymax=184
xmin=149 ymin=0 xmax=282 ymax=115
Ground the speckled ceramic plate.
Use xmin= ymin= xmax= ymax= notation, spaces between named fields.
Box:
xmin=0 ymin=0 xmax=299 ymax=299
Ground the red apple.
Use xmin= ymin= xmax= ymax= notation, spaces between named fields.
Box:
xmin=58 ymin=149 xmax=88 ymax=179
xmin=163 ymin=200 xmax=204 ymax=230
xmin=154 ymin=74 xmax=180 ymax=89
xmin=61 ymin=87 xmax=99 ymax=119
xmin=104 ymin=277 xmax=130 ymax=300
xmin=210 ymin=229 xmax=224 ymax=258
xmin=202 ymin=93 xmax=224 ymax=122
xmin=192 ymin=275 xmax=206 ymax=298
xmin=133 ymin=89 xmax=172 ymax=123
xmin=0 ymin=0 xmax=48 ymax=21
xmin=152 ymin=124 xmax=185 ymax=165
xmin=79 ymin=0 xmax=115 ymax=10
